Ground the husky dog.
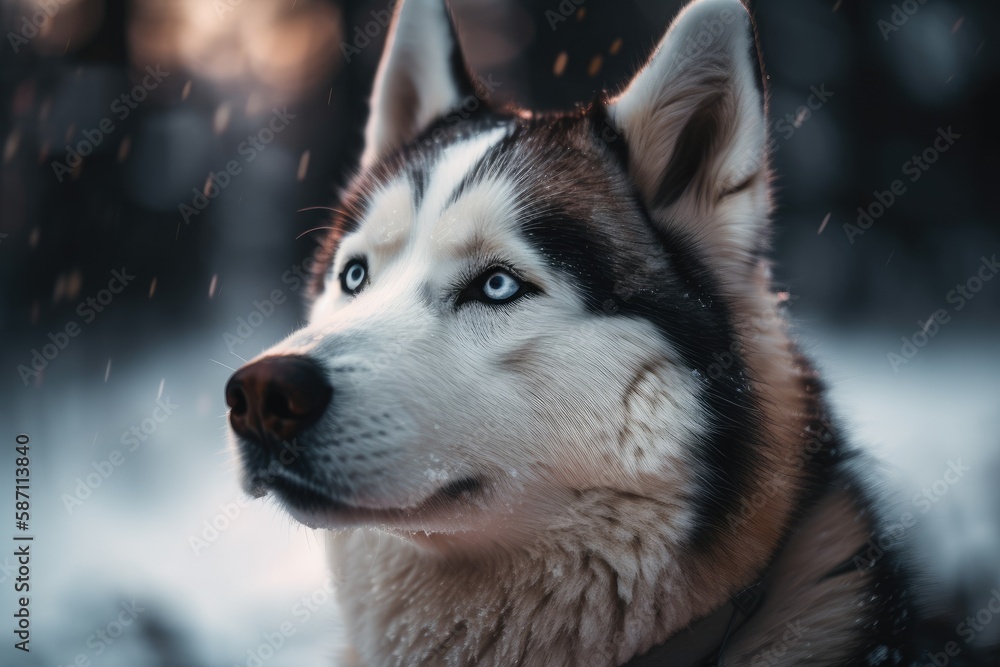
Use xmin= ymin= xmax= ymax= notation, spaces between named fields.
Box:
xmin=225 ymin=0 xmax=919 ymax=664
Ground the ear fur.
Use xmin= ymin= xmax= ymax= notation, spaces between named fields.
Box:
xmin=607 ymin=0 xmax=770 ymax=275
xmin=362 ymin=0 xmax=477 ymax=169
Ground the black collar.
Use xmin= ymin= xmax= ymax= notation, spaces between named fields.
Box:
xmin=622 ymin=578 xmax=767 ymax=667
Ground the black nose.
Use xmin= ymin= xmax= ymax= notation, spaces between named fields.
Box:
xmin=225 ymin=356 xmax=332 ymax=447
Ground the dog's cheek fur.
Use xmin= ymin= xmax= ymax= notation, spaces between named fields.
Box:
xmin=493 ymin=311 xmax=706 ymax=483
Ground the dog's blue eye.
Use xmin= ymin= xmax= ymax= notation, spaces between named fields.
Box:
xmin=456 ymin=266 xmax=536 ymax=307
xmin=340 ymin=259 xmax=367 ymax=295
xmin=482 ymin=271 xmax=520 ymax=301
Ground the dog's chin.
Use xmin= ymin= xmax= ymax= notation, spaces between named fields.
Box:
xmin=243 ymin=469 xmax=483 ymax=530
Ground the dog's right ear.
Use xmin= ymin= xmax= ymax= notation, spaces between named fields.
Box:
xmin=361 ymin=0 xmax=477 ymax=169
xmin=606 ymin=0 xmax=769 ymax=280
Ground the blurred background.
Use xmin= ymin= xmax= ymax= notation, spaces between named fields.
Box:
xmin=0 ymin=0 xmax=997 ymax=664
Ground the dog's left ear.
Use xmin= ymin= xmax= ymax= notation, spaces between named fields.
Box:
xmin=361 ymin=0 xmax=477 ymax=169
xmin=607 ymin=0 xmax=769 ymax=275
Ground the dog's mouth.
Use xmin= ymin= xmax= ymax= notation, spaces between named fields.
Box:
xmin=261 ymin=474 xmax=352 ymax=513
xmin=247 ymin=468 xmax=483 ymax=528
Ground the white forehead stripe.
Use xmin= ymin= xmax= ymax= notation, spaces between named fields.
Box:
xmin=418 ymin=126 xmax=509 ymax=226
xmin=319 ymin=125 xmax=511 ymax=299
xmin=430 ymin=177 xmax=520 ymax=258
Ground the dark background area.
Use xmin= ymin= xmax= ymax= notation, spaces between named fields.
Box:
xmin=1 ymin=0 xmax=996 ymax=343
xmin=0 ymin=1 xmax=997 ymax=665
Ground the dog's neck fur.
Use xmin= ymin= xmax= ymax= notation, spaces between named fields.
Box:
xmin=330 ymin=470 xmax=884 ymax=667
xmin=330 ymin=489 xmax=735 ymax=666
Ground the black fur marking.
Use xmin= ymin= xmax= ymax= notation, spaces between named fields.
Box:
xmin=442 ymin=150 xmax=493 ymax=212
xmin=637 ymin=222 xmax=762 ymax=550
xmin=517 ymin=205 xmax=761 ymax=551
xmin=409 ymin=107 xmax=507 ymax=153
xmin=408 ymin=163 xmax=427 ymax=210
xmin=520 ymin=211 xmax=618 ymax=312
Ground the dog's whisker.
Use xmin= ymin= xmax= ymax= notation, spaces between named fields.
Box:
xmin=295 ymin=225 xmax=337 ymax=240
xmin=209 ymin=358 xmax=238 ymax=372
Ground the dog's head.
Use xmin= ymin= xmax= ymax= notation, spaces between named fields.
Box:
xmin=226 ymin=0 xmax=773 ymax=548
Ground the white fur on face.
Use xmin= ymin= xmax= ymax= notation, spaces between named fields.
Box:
xmin=257 ymin=129 xmax=707 ymax=541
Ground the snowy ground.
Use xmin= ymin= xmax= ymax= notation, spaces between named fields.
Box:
xmin=1 ymin=319 xmax=997 ymax=666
